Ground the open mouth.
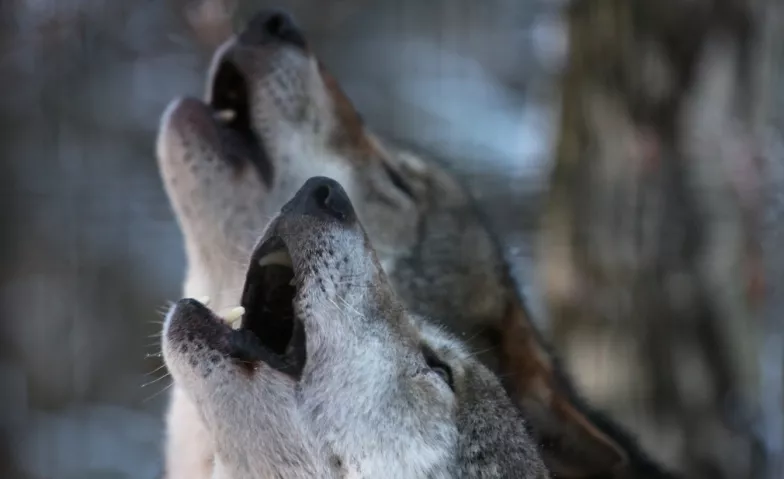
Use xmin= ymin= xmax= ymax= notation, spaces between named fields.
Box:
xmin=233 ymin=235 xmax=306 ymax=377
xmin=206 ymin=58 xmax=273 ymax=185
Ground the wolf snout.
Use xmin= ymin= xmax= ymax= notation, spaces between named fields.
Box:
xmin=282 ymin=177 xmax=357 ymax=224
xmin=238 ymin=9 xmax=307 ymax=50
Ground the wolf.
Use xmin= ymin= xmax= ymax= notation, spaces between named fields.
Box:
xmin=156 ymin=8 xmax=676 ymax=479
xmin=161 ymin=176 xmax=550 ymax=478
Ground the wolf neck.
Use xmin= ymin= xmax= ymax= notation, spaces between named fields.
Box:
xmin=182 ymin=254 xmax=246 ymax=311
xmin=179 ymin=225 xmax=258 ymax=303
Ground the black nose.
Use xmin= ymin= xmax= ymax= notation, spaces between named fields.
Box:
xmin=282 ymin=177 xmax=356 ymax=224
xmin=237 ymin=9 xmax=307 ymax=50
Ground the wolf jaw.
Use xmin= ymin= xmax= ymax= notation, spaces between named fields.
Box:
xmin=165 ymin=236 xmax=304 ymax=376
xmin=170 ymin=235 xmax=304 ymax=376
xmin=157 ymin=8 xmax=679 ymax=479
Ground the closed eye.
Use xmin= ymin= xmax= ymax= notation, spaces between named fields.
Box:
xmin=382 ymin=162 xmax=414 ymax=199
xmin=422 ymin=345 xmax=454 ymax=390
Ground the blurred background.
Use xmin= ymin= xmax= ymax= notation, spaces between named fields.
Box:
xmin=0 ymin=0 xmax=781 ymax=478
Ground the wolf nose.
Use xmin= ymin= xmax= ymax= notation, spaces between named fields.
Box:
xmin=238 ymin=9 xmax=307 ymax=50
xmin=283 ymin=177 xmax=356 ymax=224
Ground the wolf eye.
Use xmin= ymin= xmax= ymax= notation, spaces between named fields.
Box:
xmin=381 ymin=162 xmax=414 ymax=199
xmin=429 ymin=364 xmax=453 ymax=388
xmin=422 ymin=346 xmax=453 ymax=390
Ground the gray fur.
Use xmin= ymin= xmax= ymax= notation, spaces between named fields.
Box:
xmin=162 ymin=199 xmax=549 ymax=478
xmin=157 ymin=10 xmax=673 ymax=479
xmin=156 ymin=23 xmax=523 ymax=479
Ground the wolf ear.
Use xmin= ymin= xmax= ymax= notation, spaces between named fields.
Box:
xmin=498 ymin=304 xmax=637 ymax=478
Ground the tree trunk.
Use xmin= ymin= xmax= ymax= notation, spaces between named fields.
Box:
xmin=536 ymin=0 xmax=779 ymax=477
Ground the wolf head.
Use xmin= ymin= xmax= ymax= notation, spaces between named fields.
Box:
xmin=162 ymin=176 xmax=549 ymax=478
xmin=157 ymin=9 xmax=426 ymax=303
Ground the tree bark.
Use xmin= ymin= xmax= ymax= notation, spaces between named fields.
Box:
xmin=537 ymin=0 xmax=778 ymax=477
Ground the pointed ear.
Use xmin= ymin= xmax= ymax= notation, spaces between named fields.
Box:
xmin=498 ymin=302 xmax=633 ymax=478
